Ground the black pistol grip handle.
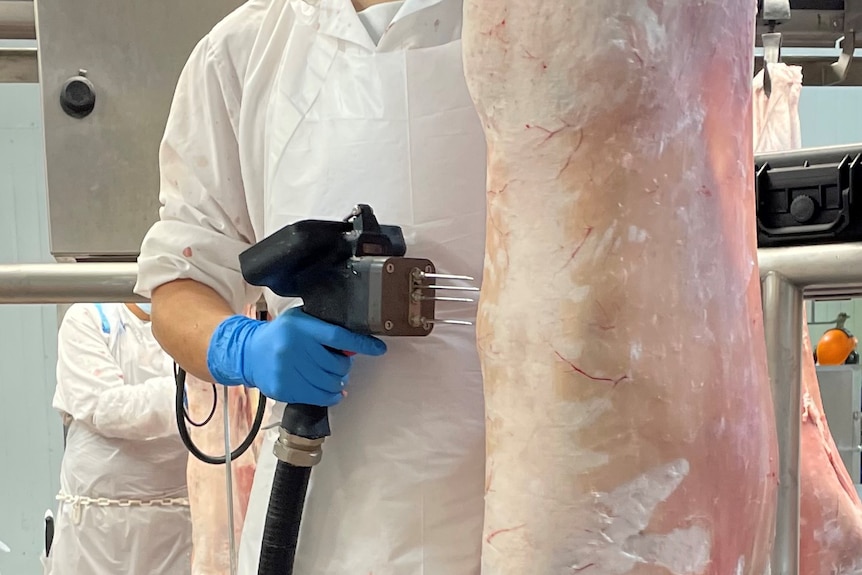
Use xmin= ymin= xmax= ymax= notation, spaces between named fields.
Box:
xmin=280 ymin=403 xmax=330 ymax=440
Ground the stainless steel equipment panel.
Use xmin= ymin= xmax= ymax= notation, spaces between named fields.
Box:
xmin=816 ymin=364 xmax=862 ymax=484
xmin=35 ymin=0 xmax=245 ymax=259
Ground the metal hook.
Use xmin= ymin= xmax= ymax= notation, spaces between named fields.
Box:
xmin=824 ymin=30 xmax=857 ymax=86
xmin=759 ymin=0 xmax=790 ymax=98
xmin=762 ymin=31 xmax=783 ymax=99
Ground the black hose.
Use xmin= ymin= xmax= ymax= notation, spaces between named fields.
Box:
xmin=174 ymin=364 xmax=268 ymax=465
xmin=257 ymin=404 xmax=330 ymax=575
xmin=257 ymin=462 xmax=312 ymax=574
xmin=175 ymin=362 xmax=217 ymax=427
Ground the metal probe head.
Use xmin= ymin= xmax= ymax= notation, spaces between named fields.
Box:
xmin=239 ymin=204 xmax=481 ymax=334
xmin=237 ymin=204 xmax=480 ymax=470
xmin=408 ymin=268 xmax=479 ymax=329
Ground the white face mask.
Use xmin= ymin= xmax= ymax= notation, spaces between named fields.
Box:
xmin=137 ymin=303 xmax=152 ymax=314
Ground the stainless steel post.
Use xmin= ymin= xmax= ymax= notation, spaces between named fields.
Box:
xmin=0 ymin=263 xmax=142 ymax=303
xmin=761 ymin=271 xmax=803 ymax=575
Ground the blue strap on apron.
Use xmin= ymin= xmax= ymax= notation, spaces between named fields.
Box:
xmin=93 ymin=304 xmax=111 ymax=334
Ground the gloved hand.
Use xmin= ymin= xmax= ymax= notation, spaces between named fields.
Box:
xmin=206 ymin=307 xmax=387 ymax=405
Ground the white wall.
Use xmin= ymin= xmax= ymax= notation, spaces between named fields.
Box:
xmin=799 ymin=87 xmax=862 ymax=147
xmin=0 ymin=82 xmax=64 ymax=575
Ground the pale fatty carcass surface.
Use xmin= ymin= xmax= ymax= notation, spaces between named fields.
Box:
xmin=185 ymin=305 xmax=264 ymax=575
xmin=463 ymin=2 xmax=778 ymax=574
xmin=754 ymin=62 xmax=862 ymax=575
xmin=800 ymin=326 xmax=862 ymax=575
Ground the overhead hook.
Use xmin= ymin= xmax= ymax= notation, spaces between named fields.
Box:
xmin=762 ymin=31 xmax=783 ymax=98
xmin=824 ymin=30 xmax=857 ymax=86
xmin=759 ymin=0 xmax=791 ymax=98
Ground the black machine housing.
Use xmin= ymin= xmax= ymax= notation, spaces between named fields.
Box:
xmin=238 ymin=204 xmax=436 ymax=336
xmin=756 ymin=144 xmax=862 ymax=248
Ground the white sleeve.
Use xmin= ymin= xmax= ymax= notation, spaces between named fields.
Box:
xmin=135 ymin=34 xmax=261 ymax=313
xmin=53 ymin=305 xmax=178 ymax=441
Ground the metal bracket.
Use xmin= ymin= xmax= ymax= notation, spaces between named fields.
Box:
xmin=824 ymin=0 xmax=860 ymax=85
xmin=762 ymin=0 xmax=792 ymax=21
xmin=763 ymin=31 xmax=785 ymax=97
xmin=824 ymin=29 xmax=857 ymax=85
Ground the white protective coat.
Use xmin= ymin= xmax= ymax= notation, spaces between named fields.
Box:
xmin=136 ymin=0 xmax=488 ymax=573
xmin=45 ymin=303 xmax=191 ymax=575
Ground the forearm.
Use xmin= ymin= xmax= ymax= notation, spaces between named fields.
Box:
xmin=150 ymin=279 xmax=235 ymax=382
xmin=90 ymin=377 xmax=178 ymax=440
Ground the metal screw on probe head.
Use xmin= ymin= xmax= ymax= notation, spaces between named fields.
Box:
xmin=384 ymin=320 xmax=394 ymax=331
xmin=386 ymin=263 xmax=395 ymax=273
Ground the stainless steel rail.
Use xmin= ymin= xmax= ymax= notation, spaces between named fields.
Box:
xmin=0 ymin=263 xmax=143 ymax=303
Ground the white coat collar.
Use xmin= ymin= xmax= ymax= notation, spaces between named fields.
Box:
xmin=291 ymin=0 xmax=463 ymax=51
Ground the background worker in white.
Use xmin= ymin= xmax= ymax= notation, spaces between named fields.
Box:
xmin=46 ymin=303 xmax=192 ymax=575
xmin=135 ymin=0 xmax=487 ymax=573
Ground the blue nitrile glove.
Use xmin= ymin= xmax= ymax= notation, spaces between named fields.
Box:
xmin=206 ymin=307 xmax=387 ymax=405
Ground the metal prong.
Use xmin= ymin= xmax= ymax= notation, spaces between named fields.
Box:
xmin=422 ymin=272 xmax=475 ymax=281
xmin=428 ymin=285 xmax=480 ymax=292
xmin=411 ymin=292 xmax=476 ymax=303
xmin=422 ymin=318 xmax=474 ymax=327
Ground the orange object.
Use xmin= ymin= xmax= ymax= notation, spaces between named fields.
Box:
xmin=816 ymin=328 xmax=858 ymax=365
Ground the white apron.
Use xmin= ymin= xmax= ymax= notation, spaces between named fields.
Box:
xmin=237 ymin=0 xmax=487 ymax=573
xmin=44 ymin=304 xmax=191 ymax=575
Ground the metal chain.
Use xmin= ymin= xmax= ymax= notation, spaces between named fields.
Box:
xmin=56 ymin=492 xmax=189 ymax=508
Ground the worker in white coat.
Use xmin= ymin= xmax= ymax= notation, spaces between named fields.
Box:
xmin=45 ymin=303 xmax=192 ymax=575
xmin=135 ymin=0 xmax=487 ymax=572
